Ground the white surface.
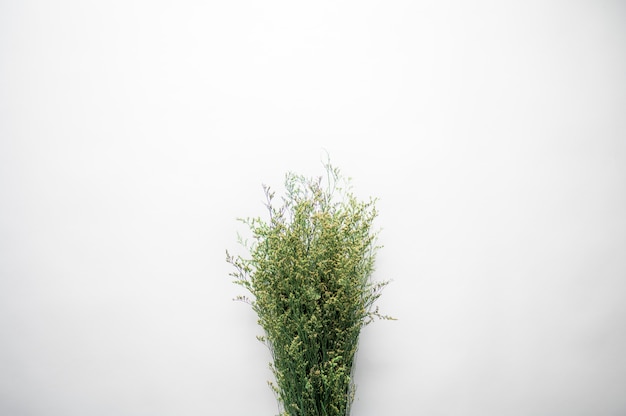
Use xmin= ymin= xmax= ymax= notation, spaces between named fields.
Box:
xmin=1 ymin=1 xmax=625 ymax=415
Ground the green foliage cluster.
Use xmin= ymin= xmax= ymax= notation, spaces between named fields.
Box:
xmin=227 ymin=163 xmax=392 ymax=416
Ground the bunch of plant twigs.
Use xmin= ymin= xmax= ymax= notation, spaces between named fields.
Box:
xmin=227 ymin=162 xmax=393 ymax=416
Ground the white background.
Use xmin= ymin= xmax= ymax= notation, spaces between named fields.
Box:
xmin=1 ymin=1 xmax=625 ymax=415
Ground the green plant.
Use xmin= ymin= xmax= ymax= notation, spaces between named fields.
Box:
xmin=226 ymin=162 xmax=393 ymax=416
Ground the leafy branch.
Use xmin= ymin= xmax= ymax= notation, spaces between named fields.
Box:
xmin=227 ymin=161 xmax=394 ymax=416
